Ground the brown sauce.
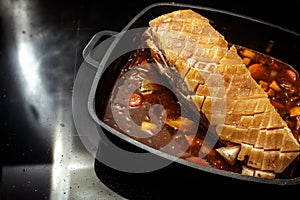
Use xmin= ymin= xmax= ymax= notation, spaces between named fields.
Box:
xmin=100 ymin=46 xmax=300 ymax=179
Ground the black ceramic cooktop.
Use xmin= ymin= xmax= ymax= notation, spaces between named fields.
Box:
xmin=0 ymin=0 xmax=299 ymax=199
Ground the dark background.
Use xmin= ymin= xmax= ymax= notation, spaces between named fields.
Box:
xmin=0 ymin=0 xmax=299 ymax=199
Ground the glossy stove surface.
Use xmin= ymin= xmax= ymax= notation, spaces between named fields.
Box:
xmin=0 ymin=0 xmax=299 ymax=199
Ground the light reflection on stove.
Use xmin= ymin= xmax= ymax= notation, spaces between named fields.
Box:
xmin=0 ymin=0 xmax=127 ymax=199
xmin=3 ymin=0 xmax=54 ymax=129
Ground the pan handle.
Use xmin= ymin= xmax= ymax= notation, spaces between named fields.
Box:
xmin=82 ymin=30 xmax=118 ymax=68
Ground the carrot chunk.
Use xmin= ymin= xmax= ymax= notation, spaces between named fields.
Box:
xmin=248 ymin=63 xmax=266 ymax=80
xmin=129 ymin=93 xmax=142 ymax=107
xmin=286 ymin=70 xmax=297 ymax=82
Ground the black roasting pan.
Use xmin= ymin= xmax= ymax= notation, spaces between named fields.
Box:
xmin=75 ymin=2 xmax=300 ymax=196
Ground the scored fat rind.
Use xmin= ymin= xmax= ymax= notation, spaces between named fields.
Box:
xmin=145 ymin=9 xmax=300 ymax=177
